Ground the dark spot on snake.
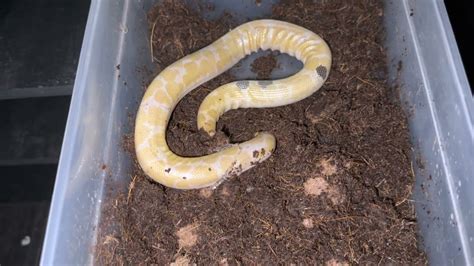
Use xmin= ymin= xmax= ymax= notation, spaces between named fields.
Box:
xmin=257 ymin=80 xmax=273 ymax=88
xmin=316 ymin=65 xmax=328 ymax=79
xmin=165 ymin=168 xmax=171 ymax=173
xmin=182 ymin=176 xmax=187 ymax=180
xmin=236 ymin=80 xmax=250 ymax=90
xmin=253 ymin=150 xmax=259 ymax=158
xmin=208 ymin=168 xmax=212 ymax=171
xmin=260 ymin=148 xmax=266 ymax=156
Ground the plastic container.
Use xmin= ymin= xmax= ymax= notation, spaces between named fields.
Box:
xmin=41 ymin=0 xmax=474 ymax=265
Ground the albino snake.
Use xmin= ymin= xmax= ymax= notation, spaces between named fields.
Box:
xmin=135 ymin=19 xmax=331 ymax=189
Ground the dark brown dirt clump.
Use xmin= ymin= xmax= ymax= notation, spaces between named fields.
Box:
xmin=96 ymin=0 xmax=427 ymax=265
xmin=251 ymin=51 xmax=279 ymax=79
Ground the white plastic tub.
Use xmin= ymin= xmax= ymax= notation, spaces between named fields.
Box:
xmin=41 ymin=0 xmax=474 ymax=264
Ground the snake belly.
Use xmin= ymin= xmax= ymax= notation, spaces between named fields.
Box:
xmin=135 ymin=19 xmax=331 ymax=189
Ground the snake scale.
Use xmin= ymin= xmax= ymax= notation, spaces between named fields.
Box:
xmin=135 ymin=19 xmax=331 ymax=189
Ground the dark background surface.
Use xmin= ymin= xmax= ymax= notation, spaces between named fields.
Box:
xmin=0 ymin=0 xmax=90 ymax=265
xmin=0 ymin=0 xmax=472 ymax=265
xmin=0 ymin=0 xmax=88 ymax=98
xmin=445 ymin=1 xmax=474 ymax=91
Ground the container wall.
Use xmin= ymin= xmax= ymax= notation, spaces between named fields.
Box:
xmin=40 ymin=0 xmax=156 ymax=264
xmin=41 ymin=0 xmax=474 ymax=265
xmin=384 ymin=0 xmax=474 ymax=264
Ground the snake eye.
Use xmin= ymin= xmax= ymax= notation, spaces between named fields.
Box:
xmin=316 ymin=65 xmax=328 ymax=79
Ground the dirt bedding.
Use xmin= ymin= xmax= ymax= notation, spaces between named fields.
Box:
xmin=96 ymin=0 xmax=427 ymax=264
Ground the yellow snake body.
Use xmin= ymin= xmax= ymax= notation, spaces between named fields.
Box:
xmin=135 ymin=20 xmax=331 ymax=189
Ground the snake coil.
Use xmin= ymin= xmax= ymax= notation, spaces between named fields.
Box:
xmin=135 ymin=20 xmax=331 ymax=189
